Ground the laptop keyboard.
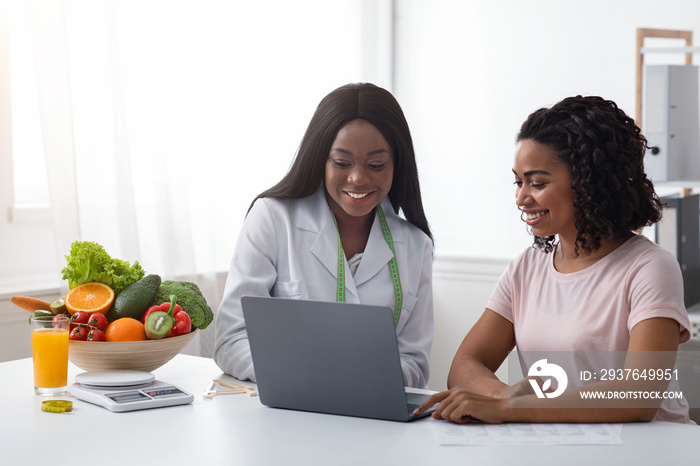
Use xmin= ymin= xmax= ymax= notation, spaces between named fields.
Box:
xmin=407 ymin=403 xmax=421 ymax=414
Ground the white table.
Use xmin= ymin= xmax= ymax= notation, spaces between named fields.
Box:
xmin=2 ymin=354 xmax=698 ymax=465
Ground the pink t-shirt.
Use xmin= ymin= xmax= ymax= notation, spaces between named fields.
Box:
xmin=488 ymin=234 xmax=692 ymax=423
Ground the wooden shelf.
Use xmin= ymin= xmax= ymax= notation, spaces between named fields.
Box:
xmin=641 ymin=46 xmax=700 ymax=54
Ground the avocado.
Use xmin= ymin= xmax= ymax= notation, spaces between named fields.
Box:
xmin=107 ymin=274 xmax=161 ymax=322
xmin=28 ymin=310 xmax=54 ymax=324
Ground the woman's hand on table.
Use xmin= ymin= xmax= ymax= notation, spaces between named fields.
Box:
xmin=413 ymin=387 xmax=508 ymax=424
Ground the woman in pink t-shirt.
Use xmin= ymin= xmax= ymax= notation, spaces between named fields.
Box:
xmin=416 ymin=96 xmax=693 ymax=424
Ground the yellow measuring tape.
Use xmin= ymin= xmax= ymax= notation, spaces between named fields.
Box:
xmin=41 ymin=400 xmax=73 ymax=413
xmin=331 ymin=205 xmax=403 ymax=327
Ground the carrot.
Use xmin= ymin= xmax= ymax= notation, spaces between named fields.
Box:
xmin=10 ymin=296 xmax=53 ymax=312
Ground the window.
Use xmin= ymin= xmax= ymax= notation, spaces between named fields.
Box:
xmin=9 ymin=0 xmax=49 ymax=212
xmin=1 ymin=0 xmax=388 ymax=290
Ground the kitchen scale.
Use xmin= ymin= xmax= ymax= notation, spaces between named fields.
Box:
xmin=70 ymin=370 xmax=194 ymax=412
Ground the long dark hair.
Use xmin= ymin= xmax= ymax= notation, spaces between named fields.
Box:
xmin=516 ymin=95 xmax=662 ymax=255
xmin=250 ymin=82 xmax=432 ymax=240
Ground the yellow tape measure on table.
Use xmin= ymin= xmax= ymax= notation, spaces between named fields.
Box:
xmin=41 ymin=400 xmax=73 ymax=413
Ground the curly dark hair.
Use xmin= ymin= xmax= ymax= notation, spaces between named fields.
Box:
xmin=516 ymin=95 xmax=663 ymax=255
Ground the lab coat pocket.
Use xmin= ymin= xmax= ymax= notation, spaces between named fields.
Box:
xmin=272 ymin=280 xmax=302 ymax=298
xmin=394 ymin=293 xmax=418 ymax=334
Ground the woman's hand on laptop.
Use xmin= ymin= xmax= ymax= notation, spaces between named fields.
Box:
xmin=413 ymin=387 xmax=506 ymax=424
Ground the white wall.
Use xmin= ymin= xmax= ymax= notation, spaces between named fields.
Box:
xmin=430 ymin=255 xmax=508 ymax=390
xmin=394 ymin=0 xmax=700 ymax=260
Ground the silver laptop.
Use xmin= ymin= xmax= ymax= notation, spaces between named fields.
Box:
xmin=241 ymin=296 xmax=435 ymax=422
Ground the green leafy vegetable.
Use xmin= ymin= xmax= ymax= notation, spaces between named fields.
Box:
xmin=61 ymin=241 xmax=145 ymax=295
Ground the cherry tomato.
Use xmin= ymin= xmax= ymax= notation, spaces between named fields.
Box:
xmin=87 ymin=328 xmax=106 ymax=342
xmin=70 ymin=326 xmax=88 ymax=341
xmin=88 ymin=313 xmax=108 ymax=332
xmin=70 ymin=311 xmax=89 ymax=331
xmin=52 ymin=314 xmax=68 ymax=328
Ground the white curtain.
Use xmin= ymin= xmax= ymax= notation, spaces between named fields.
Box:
xmin=26 ymin=0 xmax=367 ymax=355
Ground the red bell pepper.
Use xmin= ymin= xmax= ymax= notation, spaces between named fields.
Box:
xmin=169 ymin=306 xmax=191 ymax=337
xmin=142 ymin=298 xmax=174 ymax=324
xmin=142 ymin=295 xmax=191 ymax=337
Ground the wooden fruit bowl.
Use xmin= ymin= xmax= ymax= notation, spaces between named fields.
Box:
xmin=68 ymin=329 xmax=198 ymax=372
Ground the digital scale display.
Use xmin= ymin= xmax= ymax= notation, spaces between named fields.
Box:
xmin=70 ymin=371 xmax=194 ymax=412
xmin=106 ymin=387 xmax=187 ymax=404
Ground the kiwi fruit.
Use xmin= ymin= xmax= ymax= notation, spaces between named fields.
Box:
xmin=50 ymin=296 xmax=67 ymax=315
xmin=144 ymin=311 xmax=174 ymax=340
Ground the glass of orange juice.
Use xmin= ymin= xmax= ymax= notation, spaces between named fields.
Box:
xmin=31 ymin=315 xmax=70 ymax=396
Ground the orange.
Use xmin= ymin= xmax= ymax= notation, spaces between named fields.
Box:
xmin=104 ymin=318 xmax=147 ymax=342
xmin=65 ymin=282 xmax=115 ymax=315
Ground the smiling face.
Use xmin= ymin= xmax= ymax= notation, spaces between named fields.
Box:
xmin=325 ymin=119 xmax=394 ymax=223
xmin=513 ymin=139 xmax=577 ymax=242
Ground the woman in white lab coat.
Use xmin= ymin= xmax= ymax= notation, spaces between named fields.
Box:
xmin=214 ymin=83 xmax=434 ymax=388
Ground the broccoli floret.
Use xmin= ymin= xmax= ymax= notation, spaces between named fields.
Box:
xmin=155 ymin=280 xmax=213 ymax=330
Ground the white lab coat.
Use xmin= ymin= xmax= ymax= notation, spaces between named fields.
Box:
xmin=213 ymin=186 xmax=434 ymax=388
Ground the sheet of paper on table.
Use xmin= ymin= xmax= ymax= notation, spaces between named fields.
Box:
xmin=431 ymin=420 xmax=624 ymax=446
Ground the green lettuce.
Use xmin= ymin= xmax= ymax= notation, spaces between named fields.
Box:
xmin=61 ymin=241 xmax=145 ymax=295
